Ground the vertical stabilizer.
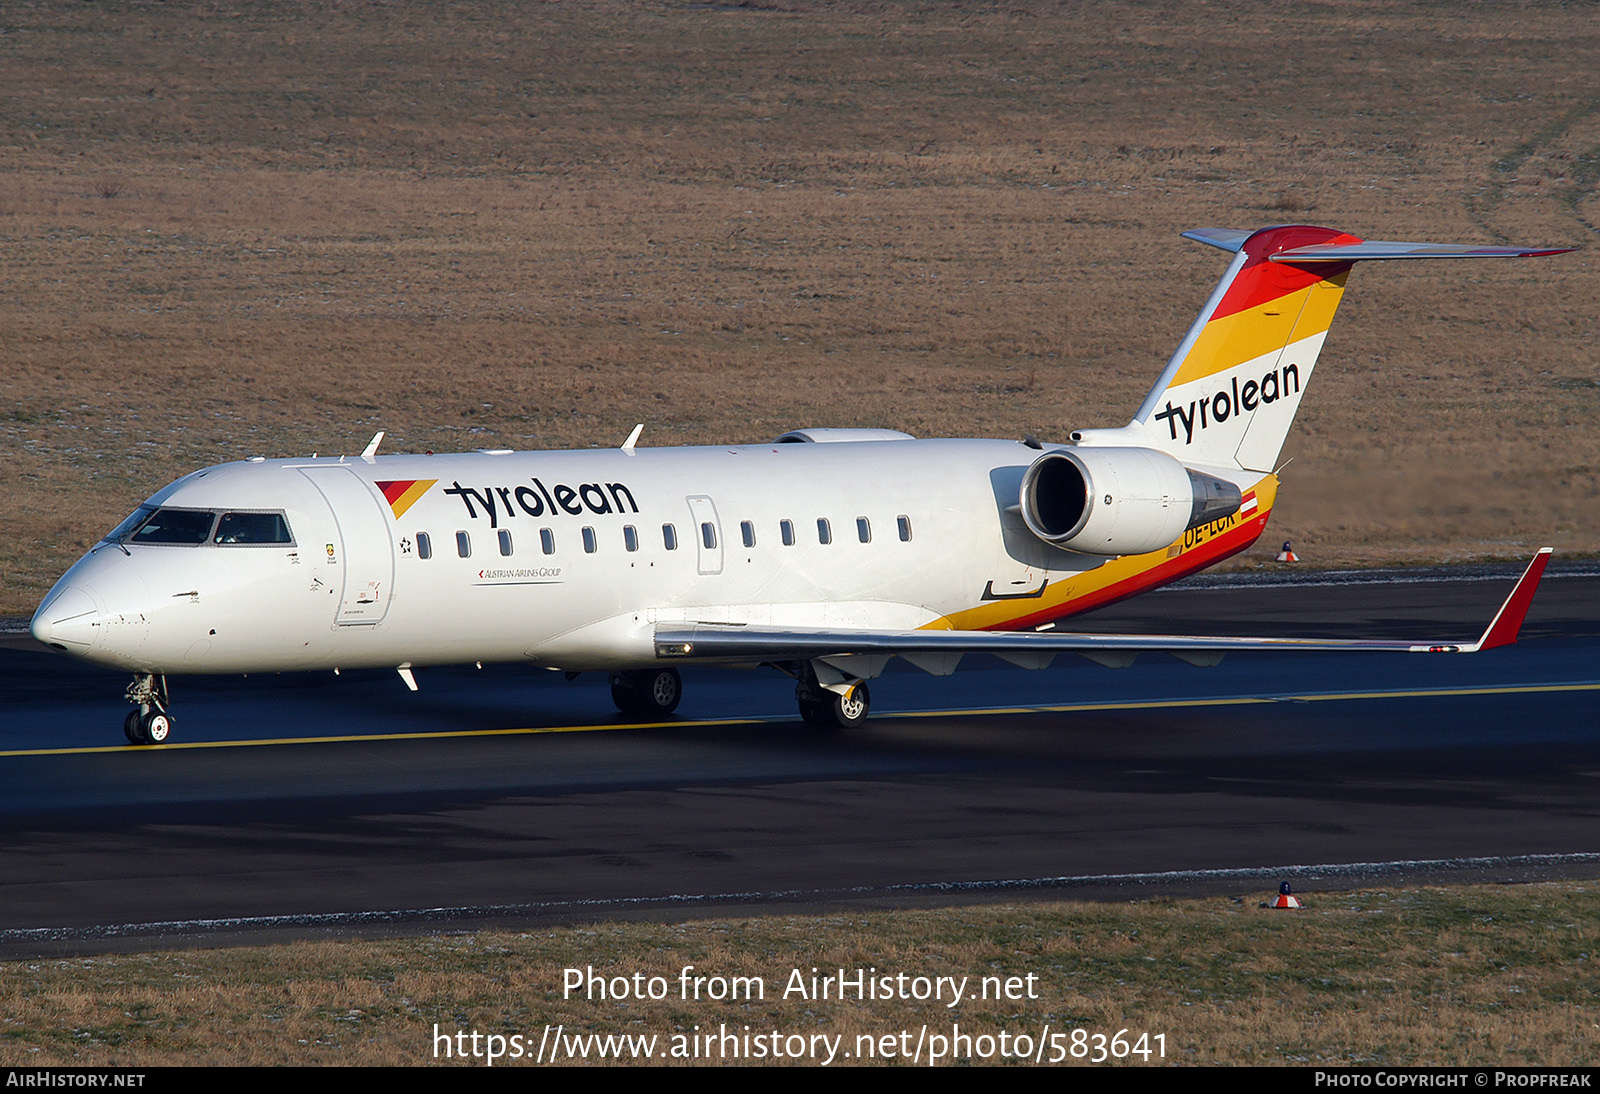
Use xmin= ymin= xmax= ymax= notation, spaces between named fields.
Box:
xmin=1131 ymin=225 xmax=1358 ymax=473
xmin=1080 ymin=226 xmax=1573 ymax=474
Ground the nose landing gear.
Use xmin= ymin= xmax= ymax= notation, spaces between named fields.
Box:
xmin=123 ymin=673 xmax=174 ymax=745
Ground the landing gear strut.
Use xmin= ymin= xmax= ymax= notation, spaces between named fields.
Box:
xmin=123 ymin=673 xmax=173 ymax=745
xmin=610 ymin=668 xmax=683 ymax=718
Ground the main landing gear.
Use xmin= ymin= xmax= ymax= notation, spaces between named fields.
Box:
xmin=123 ymin=673 xmax=174 ymax=745
xmin=794 ymin=665 xmax=871 ymax=730
xmin=610 ymin=668 xmax=683 ymax=718
xmin=608 ymin=664 xmax=872 ymax=728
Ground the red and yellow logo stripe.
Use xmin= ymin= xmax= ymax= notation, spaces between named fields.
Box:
xmin=374 ymin=479 xmax=437 ymax=520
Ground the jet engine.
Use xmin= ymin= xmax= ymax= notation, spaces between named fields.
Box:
xmin=1018 ymin=447 xmax=1243 ymax=556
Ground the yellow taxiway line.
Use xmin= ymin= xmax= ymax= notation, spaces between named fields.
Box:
xmin=5 ymin=680 xmax=1600 ymax=759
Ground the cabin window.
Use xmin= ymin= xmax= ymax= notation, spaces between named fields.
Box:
xmin=856 ymin=517 xmax=871 ymax=543
xmin=898 ymin=514 xmax=912 ymax=542
xmin=416 ymin=532 xmax=432 ymax=560
xmin=214 ymin=511 xmax=294 ymax=546
xmin=624 ymin=525 xmax=639 ymax=552
xmin=540 ymin=528 xmax=555 ymax=555
xmin=663 ymin=524 xmax=678 ymax=551
xmin=456 ymin=531 xmax=471 ymax=558
xmin=817 ymin=518 xmax=832 ymax=545
xmin=701 ymin=522 xmax=717 ymax=550
xmin=582 ymin=526 xmax=597 ymax=554
xmin=498 ymin=529 xmax=513 ymax=556
xmin=780 ymin=519 xmax=795 ymax=547
xmin=740 ymin=520 xmax=755 ymax=548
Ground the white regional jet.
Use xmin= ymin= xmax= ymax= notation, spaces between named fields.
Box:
xmin=31 ymin=225 xmax=1569 ymax=744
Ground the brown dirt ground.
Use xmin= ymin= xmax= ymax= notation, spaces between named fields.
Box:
xmin=3 ymin=0 xmax=1598 ymax=614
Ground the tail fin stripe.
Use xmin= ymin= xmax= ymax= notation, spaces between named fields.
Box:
xmin=1209 ymin=249 xmax=1356 ymax=322
xmin=1169 ymin=274 xmax=1345 ymax=388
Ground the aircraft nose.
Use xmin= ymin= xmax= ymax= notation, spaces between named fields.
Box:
xmin=31 ymin=584 xmax=103 ymax=652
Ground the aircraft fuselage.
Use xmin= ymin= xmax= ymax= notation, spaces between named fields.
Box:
xmin=33 ymin=437 xmax=1272 ymax=676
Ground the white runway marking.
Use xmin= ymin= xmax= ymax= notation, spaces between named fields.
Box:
xmin=6 ymin=852 xmax=1598 ymax=946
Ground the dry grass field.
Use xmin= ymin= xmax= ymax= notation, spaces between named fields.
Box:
xmin=2 ymin=0 xmax=1598 ymax=613
xmin=4 ymin=885 xmax=1598 ymax=1066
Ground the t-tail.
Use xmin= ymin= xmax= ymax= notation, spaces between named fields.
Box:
xmin=1072 ymin=225 xmax=1573 ymax=473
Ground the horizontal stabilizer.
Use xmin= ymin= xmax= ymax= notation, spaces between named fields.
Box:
xmin=1271 ymin=240 xmax=1575 ymax=263
xmin=1180 ymin=227 xmax=1254 ymax=253
xmin=1180 ymin=228 xmax=1574 ymax=262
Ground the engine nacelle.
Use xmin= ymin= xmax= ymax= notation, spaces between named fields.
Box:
xmin=773 ymin=428 xmax=916 ymax=443
xmin=1018 ymin=447 xmax=1243 ymax=556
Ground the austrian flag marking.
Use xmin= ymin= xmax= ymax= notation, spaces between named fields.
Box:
xmin=375 ymin=479 xmax=438 ymax=520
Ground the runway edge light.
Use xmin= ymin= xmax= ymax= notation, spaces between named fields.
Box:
xmin=1263 ymin=881 xmax=1304 ymax=910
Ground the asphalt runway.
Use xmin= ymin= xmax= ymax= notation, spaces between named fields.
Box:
xmin=3 ymin=560 xmax=1599 ymax=955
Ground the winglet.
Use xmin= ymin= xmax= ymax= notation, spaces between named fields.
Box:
xmin=1473 ymin=549 xmax=1552 ymax=651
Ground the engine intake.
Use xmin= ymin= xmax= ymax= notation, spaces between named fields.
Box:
xmin=1019 ymin=447 xmax=1243 ymax=556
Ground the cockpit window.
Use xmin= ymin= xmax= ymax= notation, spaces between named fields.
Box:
xmin=105 ymin=506 xmax=157 ymax=544
xmin=214 ymin=511 xmax=294 ymax=545
xmin=107 ymin=506 xmax=293 ymax=547
xmin=123 ymin=508 xmax=217 ymax=545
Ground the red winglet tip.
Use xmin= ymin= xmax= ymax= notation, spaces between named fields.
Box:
xmin=1478 ymin=549 xmax=1552 ymax=651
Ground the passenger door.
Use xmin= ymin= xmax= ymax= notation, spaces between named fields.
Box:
xmin=300 ymin=467 xmax=396 ymax=625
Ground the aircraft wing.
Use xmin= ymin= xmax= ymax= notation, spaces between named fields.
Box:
xmin=653 ymin=549 xmax=1551 ymax=666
